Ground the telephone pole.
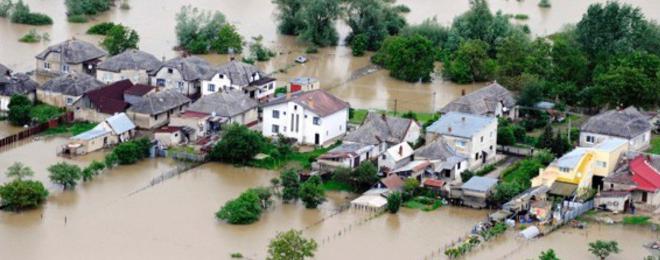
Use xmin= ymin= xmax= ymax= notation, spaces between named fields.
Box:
xmin=393 ymin=99 xmax=398 ymax=115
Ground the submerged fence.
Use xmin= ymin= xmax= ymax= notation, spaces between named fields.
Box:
xmin=0 ymin=112 xmax=74 ymax=149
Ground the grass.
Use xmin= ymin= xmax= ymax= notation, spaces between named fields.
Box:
xmin=19 ymin=29 xmax=41 ymax=43
xmin=514 ymin=14 xmax=529 ymax=20
xmin=648 ymin=135 xmax=660 ymax=155
xmin=30 ymin=104 xmax=64 ymax=123
xmin=42 ymin=122 xmax=96 ymax=136
xmin=404 ymin=196 xmax=443 ymax=212
xmin=322 ymin=180 xmax=354 ymax=192
xmin=623 ymin=215 xmax=651 ymax=225
xmin=349 ymin=108 xmax=438 ymax=126
xmin=168 ymin=145 xmax=196 ymax=154
xmin=249 ymin=144 xmax=337 ymax=170
xmin=475 ymin=164 xmax=496 ymax=176
xmin=230 ymin=253 xmax=243 ymax=258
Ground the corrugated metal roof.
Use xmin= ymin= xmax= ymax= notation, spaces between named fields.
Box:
xmin=106 ymin=113 xmax=135 ymax=134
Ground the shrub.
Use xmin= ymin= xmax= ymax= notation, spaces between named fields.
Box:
xmin=10 ymin=0 xmax=52 ymax=25
xmin=248 ymin=35 xmax=275 ymax=62
xmin=119 ymin=0 xmax=129 ymax=10
xmin=299 ymin=176 xmax=325 ymax=209
xmin=19 ymin=29 xmax=41 ymax=43
xmin=30 ymin=104 xmax=62 ymax=123
xmin=209 ymin=124 xmax=266 ymax=164
xmin=538 ymin=0 xmax=551 ymax=8
xmin=305 ymin=46 xmax=318 ymax=54
xmin=67 ymin=14 xmax=88 ymax=23
xmin=0 ymin=0 xmax=13 ymax=18
xmin=212 ymin=23 xmax=243 ymax=54
xmin=514 ymin=14 xmax=529 ymax=20
xmin=280 ymin=169 xmax=300 ymax=202
xmin=351 ymin=33 xmax=368 ymax=57
xmin=65 ymin=0 xmax=111 ymax=16
xmin=622 ymin=215 xmax=650 ymax=225
xmin=0 ymin=179 xmax=49 ymax=211
xmin=101 ymin=24 xmax=140 ymax=55
xmin=267 ymin=229 xmax=318 ymax=260
xmin=112 ymin=138 xmax=150 ymax=165
xmin=48 ymin=162 xmax=82 ymax=190
xmin=216 ymin=189 xmax=263 ymax=224
xmin=87 ymin=22 xmax=116 ymax=35
xmin=7 ymin=94 xmax=32 ymax=126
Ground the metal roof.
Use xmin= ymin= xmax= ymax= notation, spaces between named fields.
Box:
xmin=426 ymin=112 xmax=496 ymax=139
xmin=462 ymin=176 xmax=498 ymax=192
xmin=105 ymin=113 xmax=135 ymax=134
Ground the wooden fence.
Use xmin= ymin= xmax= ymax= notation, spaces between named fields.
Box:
xmin=0 ymin=112 xmax=74 ymax=149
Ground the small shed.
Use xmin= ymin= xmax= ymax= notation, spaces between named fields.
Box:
xmin=288 ymin=77 xmax=320 ymax=93
xmin=154 ymin=126 xmax=184 ymax=147
xmin=595 ymin=191 xmax=631 ymax=213
xmin=460 ymin=176 xmax=498 ymax=208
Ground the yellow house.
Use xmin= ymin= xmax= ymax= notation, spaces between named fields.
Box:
xmin=532 ymin=138 xmax=629 ymax=193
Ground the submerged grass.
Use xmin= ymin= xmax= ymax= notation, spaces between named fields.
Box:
xmin=41 ymin=122 xmax=96 ymax=136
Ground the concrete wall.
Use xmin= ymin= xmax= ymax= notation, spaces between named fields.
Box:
xmin=201 ymin=73 xmax=234 ymax=96
xmin=403 ymin=122 xmax=421 ymax=144
xmin=151 ymin=67 xmax=199 ymax=96
xmin=36 ymin=52 xmax=85 ymax=77
xmin=426 ymin=120 xmax=497 ymax=170
xmin=37 ymin=90 xmax=79 ymax=108
xmin=97 ymin=69 xmax=150 ymax=85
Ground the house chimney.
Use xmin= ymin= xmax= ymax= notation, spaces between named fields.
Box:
xmin=398 ymin=145 xmax=403 ymax=156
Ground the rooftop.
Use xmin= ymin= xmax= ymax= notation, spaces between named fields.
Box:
xmin=129 ymin=90 xmax=191 ymax=115
xmin=264 ymin=89 xmax=349 ymax=117
xmin=426 ymin=112 xmax=496 ymax=139
xmin=97 ymin=49 xmax=162 ymax=75
xmin=439 ymin=82 xmax=515 ymax=115
xmin=384 ymin=142 xmax=414 ymax=162
xmin=344 ymin=112 xmax=416 ymax=145
xmin=414 ymin=138 xmax=463 ymax=161
xmin=581 ymin=107 xmax=652 ymax=139
xmin=290 ymin=76 xmax=319 ymax=85
xmin=35 ymin=39 xmax=107 ymax=64
xmin=41 ymin=73 xmax=104 ymax=96
xmin=0 ymin=73 xmax=39 ymax=97
xmin=206 ymin=60 xmax=265 ymax=87
xmin=160 ymin=56 xmax=213 ymax=82
xmin=318 ymin=143 xmax=373 ymax=159
xmin=462 ymin=176 xmax=498 ymax=192
xmin=186 ymin=90 xmax=258 ymax=117
xmin=105 ymin=113 xmax=136 ymax=134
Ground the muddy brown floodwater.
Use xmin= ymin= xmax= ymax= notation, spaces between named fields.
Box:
xmin=1 ymin=0 xmax=658 ymax=112
xmin=0 ymin=121 xmax=23 ymax=138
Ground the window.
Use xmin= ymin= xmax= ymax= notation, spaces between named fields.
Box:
xmin=154 ymin=114 xmax=159 ymax=120
xmin=480 ymin=136 xmax=484 ymax=143
xmin=457 ymin=162 xmax=461 ymax=170
xmin=475 ymin=153 xmax=479 ymax=160
xmin=283 ymin=111 xmax=286 ymax=115
xmin=156 ymin=79 xmax=166 ymax=87
xmin=294 ymin=105 xmax=297 ymax=110
xmin=382 ymin=154 xmax=386 ymax=160
xmin=167 ymin=68 xmax=173 ymax=74
xmin=43 ymin=62 xmax=50 ymax=70
xmin=269 ymin=83 xmax=274 ymax=90
xmin=559 ymin=167 xmax=570 ymax=173
xmin=490 ymin=145 xmax=493 ymax=151
xmin=65 ymin=97 xmax=74 ymax=105
xmin=313 ymin=116 xmax=321 ymax=125
xmin=272 ymin=110 xmax=280 ymax=119
xmin=177 ymin=81 xmax=184 ymax=90
xmin=62 ymin=64 xmax=70 ymax=73
xmin=207 ymin=84 xmax=216 ymax=92
xmin=456 ymin=140 xmax=466 ymax=147
xmin=586 ymin=135 xmax=595 ymax=144
xmin=596 ymin=161 xmax=607 ymax=168
xmin=283 ymin=126 xmax=287 ymax=132
xmin=272 ymin=124 xmax=279 ymax=133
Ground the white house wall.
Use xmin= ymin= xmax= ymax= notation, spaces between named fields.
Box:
xmin=263 ymin=102 xmax=347 ymax=145
xmin=580 ymin=131 xmax=651 ymax=152
xmin=152 ymin=67 xmax=198 ymax=96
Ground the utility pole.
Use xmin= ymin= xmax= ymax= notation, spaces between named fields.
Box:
xmin=393 ymin=99 xmax=398 ymax=115
xmin=567 ymin=116 xmax=572 ymax=144
xmin=432 ymin=91 xmax=437 ymax=112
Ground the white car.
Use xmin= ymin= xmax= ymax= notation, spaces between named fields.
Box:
xmin=295 ymin=56 xmax=307 ymax=64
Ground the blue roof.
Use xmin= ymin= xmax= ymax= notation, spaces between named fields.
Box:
xmin=462 ymin=176 xmax=498 ymax=192
xmin=426 ymin=112 xmax=496 ymax=138
xmin=72 ymin=128 xmax=109 ymax=141
xmin=106 ymin=113 xmax=135 ymax=134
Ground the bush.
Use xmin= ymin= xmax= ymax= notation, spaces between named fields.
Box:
xmin=538 ymin=0 xmax=551 ymax=8
xmin=622 ymin=216 xmax=650 ymax=225
xmin=111 ymin=138 xmax=151 ymax=165
xmin=119 ymin=0 xmax=129 ymax=10
xmin=0 ymin=180 xmax=49 ymax=211
xmin=305 ymin=46 xmax=318 ymax=54
xmin=497 ymin=127 xmax=516 ymax=145
xmin=67 ymin=14 xmax=88 ymax=23
xmin=299 ymin=175 xmax=325 ymax=209
xmin=248 ymin=35 xmax=275 ymax=62
xmin=373 ymin=34 xmax=435 ymax=82
xmin=175 ymin=5 xmax=226 ymax=54
xmin=7 ymin=95 xmax=32 ymax=126
xmin=216 ymin=189 xmax=263 ymax=224
xmin=461 ymin=170 xmax=475 ymax=183
xmin=30 ymin=104 xmax=62 ymax=123
xmin=19 ymin=29 xmax=41 ymax=43
xmin=212 ymin=24 xmax=243 ymax=54
xmin=209 ymin=124 xmax=266 ymax=164
xmin=280 ymin=169 xmax=300 ymax=202
xmin=10 ymin=0 xmax=52 ymax=25
xmin=351 ymin=33 xmax=368 ymax=57
xmin=101 ymin=24 xmax=140 ymax=55
xmin=0 ymin=0 xmax=12 ymax=18
xmin=65 ymin=0 xmax=111 ymax=16
xmin=48 ymin=162 xmax=82 ymax=190
xmin=87 ymin=22 xmax=116 ymax=35
xmin=513 ymin=14 xmax=529 ymax=20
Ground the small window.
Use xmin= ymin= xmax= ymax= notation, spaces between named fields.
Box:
xmin=474 ymin=153 xmax=479 ymax=160
xmin=283 ymin=111 xmax=286 ymax=115
xmin=62 ymin=64 xmax=70 ymax=73
xmin=596 ymin=161 xmax=607 ymax=168
xmin=480 ymin=136 xmax=484 ymax=143
xmin=272 ymin=110 xmax=280 ymax=119
xmin=156 ymin=79 xmax=166 ymax=87
xmin=44 ymin=62 xmax=50 ymax=69
xmin=490 ymin=145 xmax=493 ymax=151
xmin=283 ymin=126 xmax=287 ymax=132
xmin=382 ymin=154 xmax=386 ymax=160
xmin=294 ymin=105 xmax=297 ymax=110
xmin=154 ymin=114 xmax=159 ymax=120
xmin=586 ymin=135 xmax=595 ymax=144
xmin=207 ymin=84 xmax=216 ymax=92
xmin=66 ymin=97 xmax=74 ymax=105
xmin=177 ymin=81 xmax=184 ymax=88
xmin=560 ymin=167 xmax=570 ymax=173
xmin=167 ymin=68 xmax=173 ymax=74
xmin=272 ymin=124 xmax=279 ymax=133
xmin=313 ymin=117 xmax=321 ymax=125
xmin=456 ymin=141 xmax=465 ymax=147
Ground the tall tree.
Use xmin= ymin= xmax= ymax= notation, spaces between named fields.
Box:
xmin=273 ymin=0 xmax=306 ymax=35
xmin=345 ymin=0 xmax=407 ymax=51
xmin=298 ymin=0 xmax=340 ymax=47
xmin=48 ymin=162 xmax=82 ymax=190
xmin=212 ymin=24 xmax=243 ymax=54
xmin=209 ymin=124 xmax=266 ymax=164
xmin=280 ymin=169 xmax=300 ymax=202
xmin=267 ymin=229 xmax=317 ymax=260
xmin=175 ymin=5 xmax=226 ymax=54
xmin=372 ymin=34 xmax=436 ymax=82
xmin=444 ymin=39 xmax=496 ymax=83
xmin=101 ymin=24 xmax=139 ymax=55
xmin=299 ymin=175 xmax=325 ymax=209
xmin=591 ymin=52 xmax=659 ymax=109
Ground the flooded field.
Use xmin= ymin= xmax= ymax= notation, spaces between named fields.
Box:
xmin=1 ymin=0 xmax=658 ymax=111
xmin=0 ymin=121 xmax=23 ymax=138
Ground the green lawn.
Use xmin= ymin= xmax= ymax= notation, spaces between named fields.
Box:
xmin=649 ymin=135 xmax=660 ymax=155
xmin=349 ymin=108 xmax=438 ymax=126
xmin=322 ymin=180 xmax=354 ymax=192
xmin=403 ymin=196 xmax=444 ymax=212
xmin=249 ymin=144 xmax=337 ymax=170
xmin=30 ymin=104 xmax=64 ymax=123
xmin=41 ymin=122 xmax=96 ymax=136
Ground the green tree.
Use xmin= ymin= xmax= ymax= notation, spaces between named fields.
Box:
xmin=104 ymin=152 xmax=119 ymax=169
xmin=402 ymin=178 xmax=419 ymax=198
xmin=209 ymin=124 xmax=266 ymax=164
xmin=113 ymin=142 xmax=142 ymax=165
xmin=280 ymin=169 xmax=300 ymax=202
xmin=497 ymin=127 xmax=516 ymax=145
xmin=87 ymin=22 xmax=116 ymax=35
xmin=0 ymin=0 xmax=13 ymax=17
xmin=386 ymin=191 xmax=402 ymax=214
xmin=299 ymin=175 xmax=325 ymax=209
xmin=588 ymin=240 xmax=620 ymax=260
xmin=175 ymin=5 xmax=226 ymax=54
xmin=373 ymin=34 xmax=435 ymax=82
xmin=536 ymin=124 xmax=554 ymax=150
xmin=591 ymin=52 xmax=659 ymax=109
xmin=444 ymin=39 xmax=496 ymax=83
xmin=351 ymin=33 xmax=368 ymax=56
xmin=0 ymin=179 xmax=48 ymax=211
xmin=401 ymin=18 xmax=449 ymax=50
xmin=212 ymin=24 xmax=243 ymax=54
xmin=538 ymin=0 xmax=551 ymax=8
xmin=65 ymin=0 xmax=111 ymax=16
xmin=267 ymin=229 xmax=318 ymax=260
xmin=216 ymin=189 xmax=263 ymax=224
xmin=492 ymin=181 xmax=524 ymax=205
xmin=551 ymin=130 xmax=571 ymax=157
xmin=10 ymin=0 xmax=52 ymax=25
xmin=5 ymin=162 xmax=34 ymax=181
xmin=273 ymin=0 xmax=306 ymax=35
xmin=495 ymin=32 xmax=534 ymax=90
xmin=353 ymin=161 xmax=379 ymax=191
xmin=550 ymin=32 xmax=589 ymax=85
xmin=298 ymin=0 xmax=340 ymax=47
xmin=248 ymin=35 xmax=275 ymax=61
xmin=101 ymin=24 xmax=139 ymax=55
xmin=345 ymin=0 xmax=406 ymax=51
xmin=48 ymin=162 xmax=82 ymax=190
xmin=249 ymin=187 xmax=273 ymax=209
xmin=7 ymin=94 xmax=32 ymax=126
xmin=539 ymin=249 xmax=560 ymax=260
xmin=449 ymin=0 xmax=516 ymax=52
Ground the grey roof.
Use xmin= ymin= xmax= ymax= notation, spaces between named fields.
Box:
xmin=581 ymin=107 xmax=653 ymax=139
xmin=205 ymin=60 xmax=265 ymax=86
xmin=105 ymin=113 xmax=135 ymax=134
xmin=97 ymin=49 xmax=162 ymax=75
xmin=344 ymin=112 xmax=415 ymax=145
xmin=160 ymin=56 xmax=213 ymax=82
xmin=41 ymin=73 xmax=104 ymax=96
xmin=129 ymin=90 xmax=191 ymax=115
xmin=0 ymin=64 xmax=10 ymax=84
xmin=426 ymin=112 xmax=496 ymax=139
xmin=187 ymin=90 xmax=258 ymax=117
xmin=414 ymin=139 xmax=464 ymax=161
xmin=319 ymin=143 xmax=373 ymax=159
xmin=462 ymin=176 xmax=498 ymax=192
xmin=35 ymin=39 xmax=107 ymax=64
xmin=0 ymin=73 xmax=39 ymax=97
xmin=72 ymin=128 xmax=109 ymax=141
xmin=264 ymin=89 xmax=349 ymax=117
xmin=439 ymin=82 xmax=516 ymax=115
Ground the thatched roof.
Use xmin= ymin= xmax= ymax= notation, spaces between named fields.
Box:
xmin=97 ymin=49 xmax=162 ymax=75
xmin=35 ymin=39 xmax=107 ymax=64
xmin=581 ymin=107 xmax=652 ymax=139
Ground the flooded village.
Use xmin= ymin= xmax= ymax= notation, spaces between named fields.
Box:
xmin=0 ymin=0 xmax=659 ymax=260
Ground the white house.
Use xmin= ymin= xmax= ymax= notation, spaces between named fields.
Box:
xmin=262 ymin=89 xmax=349 ymax=145
xmin=201 ymin=60 xmax=276 ymax=102
xmin=426 ymin=112 xmax=498 ymax=169
xmin=316 ymin=143 xmax=375 ymax=171
xmin=96 ymin=49 xmax=162 ymax=85
xmin=580 ymin=107 xmax=653 ymax=152
xmin=151 ymin=56 xmax=213 ymax=97
xmin=378 ymin=142 xmax=414 ymax=173
xmin=343 ymin=112 xmax=422 ymax=160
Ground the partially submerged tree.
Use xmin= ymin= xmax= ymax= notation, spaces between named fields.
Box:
xmin=175 ymin=5 xmax=226 ymax=54
xmin=386 ymin=191 xmax=402 ymax=214
xmin=101 ymin=24 xmax=139 ymax=55
xmin=372 ymin=34 xmax=436 ymax=82
xmin=48 ymin=162 xmax=82 ymax=190
xmin=6 ymin=162 xmax=34 ymax=181
xmin=299 ymin=175 xmax=325 ymax=209
xmin=267 ymin=229 xmax=318 ymax=260
xmin=216 ymin=189 xmax=263 ymax=224
xmin=212 ymin=24 xmax=243 ymax=54
xmin=7 ymin=94 xmax=32 ymax=126
xmin=273 ymin=0 xmax=306 ymax=35
xmin=588 ymin=240 xmax=620 ymax=260
xmin=280 ymin=169 xmax=300 ymax=202
xmin=209 ymin=124 xmax=266 ymax=164
xmin=0 ymin=179 xmax=48 ymax=211
xmin=298 ymin=0 xmax=340 ymax=47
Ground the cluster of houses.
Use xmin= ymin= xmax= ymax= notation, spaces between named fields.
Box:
xmin=2 ymin=38 xmax=659 ymax=215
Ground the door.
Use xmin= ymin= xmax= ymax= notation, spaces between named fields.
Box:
xmin=642 ymin=192 xmax=648 ymax=203
xmin=314 ymin=133 xmax=320 ymax=145
xmin=482 ymin=151 xmax=487 ymax=164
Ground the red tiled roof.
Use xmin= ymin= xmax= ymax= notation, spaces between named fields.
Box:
xmin=630 ymin=155 xmax=660 ymax=192
xmin=423 ymin=179 xmax=445 ymax=188
xmin=266 ymin=89 xmax=349 ymax=117
xmin=125 ymin=84 xmax=154 ymax=96
xmin=380 ymin=175 xmax=404 ymax=190
xmin=85 ymin=79 xmax=133 ymax=114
